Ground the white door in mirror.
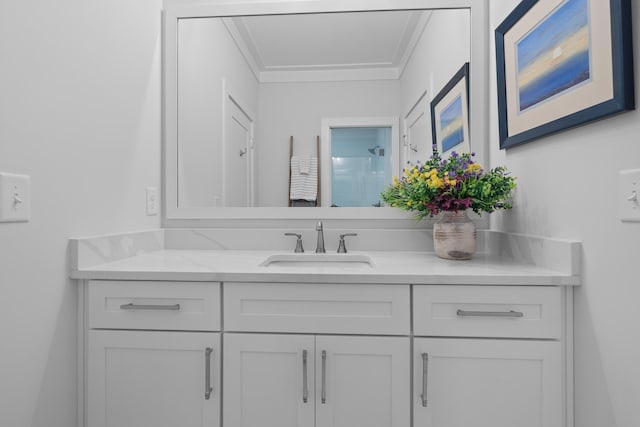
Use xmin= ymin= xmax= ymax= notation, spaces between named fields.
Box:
xmin=0 ymin=172 xmax=30 ymax=222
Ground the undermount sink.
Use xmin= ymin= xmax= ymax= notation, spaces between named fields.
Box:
xmin=260 ymin=253 xmax=375 ymax=268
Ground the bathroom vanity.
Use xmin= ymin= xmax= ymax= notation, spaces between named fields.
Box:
xmin=70 ymin=1 xmax=581 ymax=425
xmin=71 ymin=229 xmax=579 ymax=427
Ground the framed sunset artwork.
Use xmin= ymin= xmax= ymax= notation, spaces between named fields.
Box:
xmin=495 ymin=0 xmax=634 ymax=149
xmin=430 ymin=63 xmax=470 ymax=157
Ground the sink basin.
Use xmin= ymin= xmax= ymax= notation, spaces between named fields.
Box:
xmin=260 ymin=253 xmax=375 ymax=268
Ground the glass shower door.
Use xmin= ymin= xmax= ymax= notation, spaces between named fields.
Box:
xmin=330 ymin=127 xmax=392 ymax=207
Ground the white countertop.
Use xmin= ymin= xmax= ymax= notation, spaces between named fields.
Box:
xmin=70 ymin=249 xmax=580 ymax=286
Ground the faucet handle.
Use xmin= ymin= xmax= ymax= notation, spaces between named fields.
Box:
xmin=284 ymin=233 xmax=304 ymax=253
xmin=337 ymin=233 xmax=358 ymax=253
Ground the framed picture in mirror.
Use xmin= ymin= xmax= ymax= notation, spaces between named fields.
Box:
xmin=495 ymin=0 xmax=634 ymax=149
xmin=430 ymin=62 xmax=471 ymax=158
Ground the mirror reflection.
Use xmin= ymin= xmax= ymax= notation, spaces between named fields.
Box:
xmin=177 ymin=9 xmax=470 ymax=208
xmin=330 ymin=126 xmax=392 ymax=207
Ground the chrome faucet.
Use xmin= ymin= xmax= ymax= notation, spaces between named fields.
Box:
xmin=337 ymin=233 xmax=358 ymax=253
xmin=315 ymin=221 xmax=326 ymax=253
xmin=284 ymin=233 xmax=304 ymax=253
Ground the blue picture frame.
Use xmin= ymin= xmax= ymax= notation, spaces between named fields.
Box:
xmin=495 ymin=0 xmax=634 ymax=149
xmin=430 ymin=62 xmax=470 ymax=157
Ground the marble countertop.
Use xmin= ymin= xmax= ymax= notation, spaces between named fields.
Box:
xmin=70 ymin=249 xmax=580 ymax=286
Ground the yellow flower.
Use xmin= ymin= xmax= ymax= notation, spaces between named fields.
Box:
xmin=392 ymin=176 xmax=399 ymax=185
xmin=467 ymin=163 xmax=482 ymax=173
xmin=427 ymin=175 xmax=444 ymax=189
xmin=406 ymin=200 xmax=413 ymax=207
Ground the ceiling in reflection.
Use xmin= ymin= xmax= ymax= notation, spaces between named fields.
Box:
xmin=224 ymin=10 xmax=428 ymax=81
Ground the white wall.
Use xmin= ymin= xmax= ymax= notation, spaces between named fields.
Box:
xmin=0 ymin=1 xmax=162 ymax=426
xmin=256 ymin=80 xmax=400 ymax=206
xmin=489 ymin=1 xmax=640 ymax=426
xmin=178 ymin=18 xmax=259 ymax=207
xmin=400 ymin=9 xmax=470 ymax=117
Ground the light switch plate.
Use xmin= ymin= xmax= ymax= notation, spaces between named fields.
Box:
xmin=619 ymin=169 xmax=640 ymax=222
xmin=0 ymin=172 xmax=31 ymax=222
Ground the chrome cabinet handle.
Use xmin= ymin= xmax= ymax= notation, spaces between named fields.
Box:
xmin=321 ymin=350 xmax=327 ymax=404
xmin=120 ymin=303 xmax=181 ymax=311
xmin=421 ymin=353 xmax=428 ymax=407
xmin=205 ymin=347 xmax=213 ymax=400
xmin=456 ymin=309 xmax=523 ymax=318
xmin=302 ymin=350 xmax=309 ymax=403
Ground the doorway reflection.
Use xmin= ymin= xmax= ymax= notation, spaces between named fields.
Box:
xmin=330 ymin=127 xmax=392 ymax=207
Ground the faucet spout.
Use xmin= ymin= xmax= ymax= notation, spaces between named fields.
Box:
xmin=315 ymin=221 xmax=326 ymax=253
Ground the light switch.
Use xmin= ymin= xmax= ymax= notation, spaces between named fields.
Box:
xmin=0 ymin=172 xmax=31 ymax=222
xmin=619 ymin=169 xmax=640 ymax=222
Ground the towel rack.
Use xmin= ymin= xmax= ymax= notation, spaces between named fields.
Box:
xmin=288 ymin=136 xmax=321 ymax=207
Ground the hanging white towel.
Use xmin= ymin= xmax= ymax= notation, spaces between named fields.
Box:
xmin=290 ymin=156 xmax=318 ymax=201
xmin=299 ymin=155 xmax=311 ymax=174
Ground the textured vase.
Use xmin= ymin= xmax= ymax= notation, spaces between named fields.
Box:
xmin=433 ymin=210 xmax=477 ymax=260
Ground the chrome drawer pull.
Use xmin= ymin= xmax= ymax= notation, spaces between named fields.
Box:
xmin=421 ymin=353 xmax=428 ymax=407
xmin=120 ymin=303 xmax=181 ymax=311
xmin=321 ymin=350 xmax=327 ymax=404
xmin=456 ymin=309 xmax=523 ymax=318
xmin=302 ymin=349 xmax=309 ymax=403
xmin=205 ymin=347 xmax=213 ymax=400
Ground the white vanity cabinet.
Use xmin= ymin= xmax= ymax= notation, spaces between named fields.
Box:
xmin=83 ymin=280 xmax=221 ymax=427
xmin=79 ymin=278 xmax=573 ymax=427
xmin=222 ymin=282 xmax=411 ymax=427
xmin=412 ymin=285 xmax=571 ymax=427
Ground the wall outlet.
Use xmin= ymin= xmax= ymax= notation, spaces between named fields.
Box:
xmin=0 ymin=172 xmax=31 ymax=222
xmin=619 ymin=169 xmax=640 ymax=222
xmin=146 ymin=187 xmax=159 ymax=216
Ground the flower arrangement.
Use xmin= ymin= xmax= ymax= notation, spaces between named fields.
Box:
xmin=381 ymin=150 xmax=516 ymax=220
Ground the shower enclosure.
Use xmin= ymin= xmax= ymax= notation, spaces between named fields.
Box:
xmin=330 ymin=126 xmax=393 ymax=207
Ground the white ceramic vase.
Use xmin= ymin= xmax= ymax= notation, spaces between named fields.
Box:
xmin=433 ymin=210 xmax=477 ymax=260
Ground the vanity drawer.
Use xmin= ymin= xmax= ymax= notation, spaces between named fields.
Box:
xmin=413 ymin=285 xmax=562 ymax=339
xmin=224 ymin=282 xmax=410 ymax=335
xmin=88 ymin=281 xmax=220 ymax=331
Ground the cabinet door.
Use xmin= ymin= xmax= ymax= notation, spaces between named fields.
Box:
xmin=316 ymin=335 xmax=410 ymax=427
xmin=223 ymin=333 xmax=315 ymax=427
xmin=87 ymin=330 xmax=220 ymax=427
xmin=414 ymin=338 xmax=563 ymax=427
